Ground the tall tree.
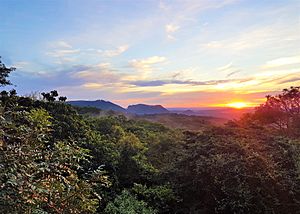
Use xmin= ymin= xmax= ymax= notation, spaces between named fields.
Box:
xmin=0 ymin=57 xmax=15 ymax=86
xmin=254 ymin=86 xmax=300 ymax=136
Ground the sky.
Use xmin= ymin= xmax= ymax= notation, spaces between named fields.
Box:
xmin=1 ymin=0 xmax=300 ymax=108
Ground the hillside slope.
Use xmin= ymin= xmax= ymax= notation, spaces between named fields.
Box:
xmin=132 ymin=113 xmax=227 ymax=131
xmin=127 ymin=104 xmax=169 ymax=115
xmin=68 ymin=100 xmax=126 ymax=112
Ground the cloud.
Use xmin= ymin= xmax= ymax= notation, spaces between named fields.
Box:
xmin=130 ymin=56 xmax=166 ymax=70
xmin=201 ymin=29 xmax=269 ymax=51
xmin=160 ymin=0 xmax=238 ymax=41
xmin=50 ymin=40 xmax=73 ymax=49
xmin=67 ymin=60 xmax=255 ymax=97
xmin=160 ymin=0 xmax=238 ymax=15
xmin=46 ymin=41 xmax=80 ymax=64
xmin=55 ymin=41 xmax=73 ymax=49
xmin=165 ymin=23 xmax=180 ymax=40
xmin=12 ymin=61 xmax=30 ymax=69
xmin=71 ymin=63 xmax=123 ymax=84
xmin=256 ymin=68 xmax=300 ymax=78
xmin=274 ymin=72 xmax=300 ymax=85
xmin=129 ymin=77 xmax=252 ymax=87
xmin=47 ymin=49 xmax=80 ymax=58
xmin=129 ymin=56 xmax=167 ymax=78
xmin=82 ymin=82 xmax=104 ymax=89
xmin=217 ymin=62 xmax=241 ymax=77
xmin=278 ymin=77 xmax=300 ymax=84
xmin=201 ymin=21 xmax=300 ymax=53
xmin=130 ymin=80 xmax=167 ymax=87
xmin=226 ymin=70 xmax=240 ymax=78
xmin=47 ymin=43 xmax=129 ymax=62
xmin=102 ymin=45 xmax=129 ymax=57
xmin=263 ymin=55 xmax=300 ymax=68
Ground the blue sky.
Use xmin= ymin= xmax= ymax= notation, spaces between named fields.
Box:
xmin=1 ymin=0 xmax=300 ymax=107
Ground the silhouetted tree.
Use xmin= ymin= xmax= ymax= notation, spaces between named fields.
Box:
xmin=50 ymin=90 xmax=58 ymax=97
xmin=58 ymin=96 xmax=67 ymax=102
xmin=41 ymin=90 xmax=59 ymax=102
xmin=254 ymin=86 xmax=300 ymax=136
xmin=0 ymin=57 xmax=15 ymax=86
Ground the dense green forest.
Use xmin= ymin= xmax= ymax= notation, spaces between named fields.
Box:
xmin=1 ymin=58 xmax=300 ymax=213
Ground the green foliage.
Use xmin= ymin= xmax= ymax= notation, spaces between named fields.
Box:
xmin=73 ymin=106 xmax=102 ymax=115
xmin=166 ymin=126 xmax=300 ymax=213
xmin=116 ymin=133 xmax=157 ymax=188
xmin=131 ymin=184 xmax=177 ymax=213
xmin=0 ymin=99 xmax=104 ymax=213
xmin=104 ymin=190 xmax=157 ymax=214
xmin=28 ymin=108 xmax=52 ymax=131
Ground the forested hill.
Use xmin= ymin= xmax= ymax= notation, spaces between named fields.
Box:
xmin=131 ymin=113 xmax=227 ymax=131
xmin=127 ymin=104 xmax=169 ymax=115
xmin=67 ymin=100 xmax=127 ymax=112
xmin=68 ymin=100 xmax=169 ymax=115
xmin=1 ymin=59 xmax=300 ymax=213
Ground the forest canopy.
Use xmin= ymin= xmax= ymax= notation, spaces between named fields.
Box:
xmin=0 ymin=58 xmax=300 ymax=213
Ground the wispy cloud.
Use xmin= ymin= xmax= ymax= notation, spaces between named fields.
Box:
xmin=160 ymin=0 xmax=238 ymax=41
xmin=217 ymin=62 xmax=241 ymax=77
xmin=277 ymin=75 xmax=300 ymax=84
xmin=82 ymin=82 xmax=104 ymax=89
xmin=46 ymin=41 xmax=80 ymax=64
xmin=165 ymin=23 xmax=180 ymax=40
xmin=159 ymin=0 xmax=238 ymax=16
xmin=226 ymin=70 xmax=240 ymax=78
xmin=129 ymin=56 xmax=167 ymax=78
xmin=47 ymin=49 xmax=80 ymax=58
xmin=130 ymin=77 xmax=251 ymax=87
xmin=46 ymin=41 xmax=129 ymax=65
xmin=201 ymin=22 xmax=300 ymax=53
xmin=102 ymin=45 xmax=129 ymax=57
xmin=55 ymin=41 xmax=73 ymax=49
xmin=12 ymin=61 xmax=30 ymax=69
xmin=71 ymin=63 xmax=123 ymax=84
xmin=263 ymin=55 xmax=300 ymax=68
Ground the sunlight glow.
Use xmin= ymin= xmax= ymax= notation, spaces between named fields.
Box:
xmin=226 ymin=102 xmax=249 ymax=109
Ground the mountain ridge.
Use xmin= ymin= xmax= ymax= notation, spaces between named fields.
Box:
xmin=67 ymin=100 xmax=126 ymax=112
xmin=127 ymin=104 xmax=169 ymax=115
xmin=67 ymin=100 xmax=169 ymax=115
xmin=67 ymin=99 xmax=252 ymax=119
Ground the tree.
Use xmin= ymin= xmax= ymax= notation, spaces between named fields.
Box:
xmin=131 ymin=183 xmax=177 ymax=213
xmin=104 ymin=190 xmax=157 ymax=214
xmin=0 ymin=57 xmax=15 ymax=86
xmin=58 ymin=96 xmax=67 ymax=102
xmin=166 ymin=126 xmax=300 ymax=213
xmin=254 ymin=86 xmax=300 ymax=136
xmin=0 ymin=106 xmax=110 ymax=213
xmin=41 ymin=90 xmax=59 ymax=102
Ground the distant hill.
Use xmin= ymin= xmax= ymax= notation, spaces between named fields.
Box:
xmin=69 ymin=103 xmax=230 ymax=131
xmin=67 ymin=100 xmax=126 ymax=112
xmin=67 ymin=100 xmax=169 ymax=115
xmin=127 ymin=104 xmax=169 ymax=115
xmin=67 ymin=100 xmax=251 ymax=119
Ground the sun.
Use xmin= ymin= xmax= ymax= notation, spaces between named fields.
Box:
xmin=226 ymin=102 xmax=248 ymax=109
